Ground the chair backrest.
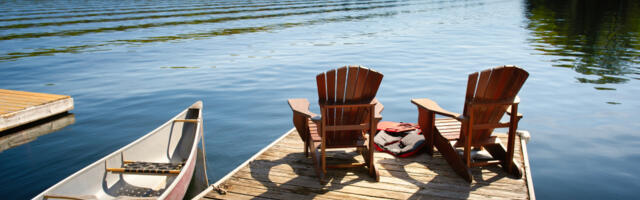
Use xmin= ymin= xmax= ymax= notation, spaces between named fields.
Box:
xmin=462 ymin=66 xmax=529 ymax=143
xmin=316 ymin=65 xmax=383 ymax=147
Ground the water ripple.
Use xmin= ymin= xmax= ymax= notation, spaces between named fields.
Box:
xmin=0 ymin=0 xmax=390 ymax=30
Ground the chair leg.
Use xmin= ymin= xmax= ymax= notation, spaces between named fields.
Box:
xmin=359 ymin=145 xmax=380 ymax=182
xmin=418 ymin=108 xmax=435 ymax=155
xmin=484 ymin=143 xmax=522 ymax=178
xmin=369 ymin=145 xmax=380 ymax=182
xmin=463 ymin=127 xmax=472 ymax=168
xmin=506 ymin=104 xmax=519 ymax=175
xmin=321 ymin=152 xmax=326 ymax=175
xmin=304 ymin=137 xmax=309 ymax=157
xmin=309 ymin=141 xmax=326 ymax=183
xmin=366 ymin=106 xmax=379 ymax=182
xmin=433 ymin=131 xmax=472 ymax=183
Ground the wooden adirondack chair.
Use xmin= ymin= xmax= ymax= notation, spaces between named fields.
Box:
xmin=288 ymin=65 xmax=383 ymax=182
xmin=411 ymin=65 xmax=528 ymax=183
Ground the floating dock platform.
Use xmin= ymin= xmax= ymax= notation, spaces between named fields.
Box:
xmin=196 ymin=128 xmax=535 ymax=199
xmin=0 ymin=89 xmax=74 ymax=132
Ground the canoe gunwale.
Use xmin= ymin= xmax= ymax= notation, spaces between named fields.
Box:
xmin=33 ymin=101 xmax=203 ymax=200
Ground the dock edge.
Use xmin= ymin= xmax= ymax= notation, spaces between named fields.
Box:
xmin=192 ymin=128 xmax=296 ymax=200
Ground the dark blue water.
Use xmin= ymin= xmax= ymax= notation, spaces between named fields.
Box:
xmin=0 ymin=0 xmax=639 ymax=199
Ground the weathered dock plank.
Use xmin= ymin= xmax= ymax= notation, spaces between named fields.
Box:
xmin=0 ymin=89 xmax=73 ymax=132
xmin=197 ymin=128 xmax=534 ymax=199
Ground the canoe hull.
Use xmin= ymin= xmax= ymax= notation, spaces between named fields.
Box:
xmin=165 ymin=145 xmax=197 ymax=200
xmin=33 ymin=101 xmax=204 ymax=200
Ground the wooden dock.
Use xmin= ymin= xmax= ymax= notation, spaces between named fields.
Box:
xmin=196 ymin=128 xmax=535 ymax=200
xmin=0 ymin=89 xmax=74 ymax=132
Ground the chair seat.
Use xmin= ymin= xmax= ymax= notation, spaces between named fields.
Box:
xmin=308 ymin=118 xmax=366 ymax=148
xmin=434 ymin=118 xmax=462 ymax=140
xmin=435 ymin=118 xmax=501 ymax=147
xmin=308 ymin=118 xmax=321 ymax=142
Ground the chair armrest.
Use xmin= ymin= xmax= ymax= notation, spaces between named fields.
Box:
xmin=411 ymin=98 xmax=460 ymax=119
xmin=371 ymin=98 xmax=383 ymax=120
xmin=288 ymin=98 xmax=319 ymax=119
xmin=506 ymin=96 xmax=523 ymax=118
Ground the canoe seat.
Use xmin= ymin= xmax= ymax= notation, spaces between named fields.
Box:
xmin=174 ymin=119 xmax=199 ymax=123
xmin=107 ymin=161 xmax=185 ymax=174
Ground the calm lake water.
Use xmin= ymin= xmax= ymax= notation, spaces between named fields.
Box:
xmin=1 ymin=0 xmax=639 ymax=199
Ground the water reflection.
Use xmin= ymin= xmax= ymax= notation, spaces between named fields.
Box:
xmin=525 ymin=0 xmax=640 ymax=86
xmin=0 ymin=1 xmax=394 ymax=30
xmin=0 ymin=113 xmax=75 ymax=153
xmin=0 ymin=1 xmax=402 ymax=36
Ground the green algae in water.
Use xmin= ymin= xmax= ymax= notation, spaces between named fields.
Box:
xmin=594 ymin=87 xmax=616 ymax=91
xmin=161 ymin=66 xmax=200 ymax=69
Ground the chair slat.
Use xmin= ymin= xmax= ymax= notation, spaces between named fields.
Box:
xmin=462 ymin=72 xmax=479 ymax=118
xmin=474 ymin=68 xmax=495 ymax=128
xmin=345 ymin=66 xmax=360 ymax=102
xmin=343 ymin=66 xmax=360 ymax=126
xmin=325 ymin=69 xmax=336 ymax=104
xmin=362 ymin=68 xmax=383 ymax=101
xmin=325 ymin=124 xmax=369 ymax=131
xmin=336 ymin=67 xmax=347 ymax=104
xmin=316 ymin=73 xmax=327 ymax=103
xmin=358 ymin=67 xmax=383 ymax=126
xmin=335 ymin=67 xmax=348 ymax=142
xmin=484 ymin=68 xmax=518 ymax=138
xmin=352 ymin=67 xmax=369 ymax=124
xmin=353 ymin=66 xmax=369 ymax=102
xmin=325 ymin=69 xmax=337 ymax=143
xmin=474 ymin=68 xmax=493 ymax=99
xmin=473 ymin=67 xmax=505 ymax=141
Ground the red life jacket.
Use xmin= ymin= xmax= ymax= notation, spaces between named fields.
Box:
xmin=374 ymin=121 xmax=426 ymax=157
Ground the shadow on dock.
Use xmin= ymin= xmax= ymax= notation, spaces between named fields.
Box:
xmin=248 ymin=152 xmax=372 ymax=199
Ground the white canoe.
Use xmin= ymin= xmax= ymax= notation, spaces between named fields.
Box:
xmin=34 ymin=101 xmax=204 ymax=200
